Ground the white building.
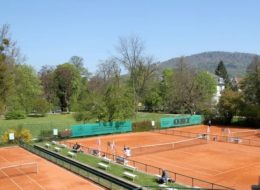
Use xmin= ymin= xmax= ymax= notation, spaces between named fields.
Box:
xmin=213 ymin=77 xmax=225 ymax=104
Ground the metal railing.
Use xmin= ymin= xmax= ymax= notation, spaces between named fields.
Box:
xmin=20 ymin=143 xmax=140 ymax=190
xmin=62 ymin=141 xmax=234 ymax=190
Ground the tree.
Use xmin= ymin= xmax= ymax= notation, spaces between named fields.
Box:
xmin=116 ymin=35 xmax=157 ymax=109
xmin=103 ymin=85 xmax=134 ymax=121
xmin=39 ymin=65 xmax=57 ymax=110
xmin=69 ymin=56 xmax=90 ymax=78
xmin=165 ymin=58 xmax=216 ymax=114
xmin=215 ymin=60 xmax=231 ymax=87
xmin=217 ymin=89 xmax=243 ymax=124
xmin=144 ymin=88 xmax=162 ymax=112
xmin=240 ymin=56 xmax=260 ymax=126
xmin=0 ymin=24 xmax=17 ymax=113
xmin=241 ymin=56 xmax=260 ymax=105
xmin=54 ymin=63 xmax=81 ymax=112
xmin=160 ymin=69 xmax=174 ymax=111
xmin=13 ymin=64 xmax=43 ymax=113
xmin=193 ymin=71 xmax=217 ymax=112
xmin=97 ymin=58 xmax=121 ymax=86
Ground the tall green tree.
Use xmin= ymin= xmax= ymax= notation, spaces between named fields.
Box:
xmin=215 ymin=60 xmax=231 ymax=87
xmin=241 ymin=56 xmax=260 ymax=105
xmin=217 ymin=89 xmax=243 ymax=124
xmin=39 ymin=65 xmax=57 ymax=111
xmin=54 ymin=63 xmax=81 ymax=112
xmin=240 ymin=56 xmax=260 ymax=125
xmin=165 ymin=58 xmax=216 ymax=114
xmin=116 ymin=35 xmax=157 ymax=110
xmin=13 ymin=64 xmax=43 ymax=113
xmin=0 ymin=25 xmax=16 ymax=113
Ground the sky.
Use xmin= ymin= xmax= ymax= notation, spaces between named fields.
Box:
xmin=1 ymin=0 xmax=260 ymax=73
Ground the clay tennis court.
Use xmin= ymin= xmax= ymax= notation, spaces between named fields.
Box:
xmin=168 ymin=125 xmax=260 ymax=140
xmin=0 ymin=146 xmax=104 ymax=190
xmin=66 ymin=125 xmax=260 ymax=190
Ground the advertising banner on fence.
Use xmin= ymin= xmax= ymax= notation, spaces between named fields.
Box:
xmin=71 ymin=121 xmax=132 ymax=137
xmin=160 ymin=115 xmax=202 ymax=128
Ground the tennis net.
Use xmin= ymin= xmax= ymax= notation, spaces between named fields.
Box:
xmin=230 ymin=130 xmax=259 ymax=138
xmin=131 ymin=138 xmax=207 ymax=156
xmin=0 ymin=162 xmax=38 ymax=178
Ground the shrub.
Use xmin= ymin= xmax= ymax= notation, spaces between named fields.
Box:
xmin=5 ymin=110 xmax=26 ymax=120
xmin=31 ymin=98 xmax=50 ymax=117
xmin=58 ymin=129 xmax=71 ymax=138
xmin=38 ymin=130 xmax=53 ymax=141
xmin=1 ymin=129 xmax=16 ymax=143
xmin=1 ymin=127 xmax=32 ymax=143
xmin=73 ymin=112 xmax=84 ymax=121
xmin=132 ymin=120 xmax=158 ymax=132
xmin=73 ymin=111 xmax=93 ymax=123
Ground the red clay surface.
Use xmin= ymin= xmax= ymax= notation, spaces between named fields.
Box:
xmin=66 ymin=125 xmax=260 ymax=190
xmin=0 ymin=146 xmax=104 ymax=190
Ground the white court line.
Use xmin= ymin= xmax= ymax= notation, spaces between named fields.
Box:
xmin=145 ymin=154 xmax=221 ymax=176
xmin=16 ymin=169 xmax=46 ymax=190
xmin=214 ymin=161 xmax=260 ymax=176
xmin=0 ymin=151 xmax=46 ymax=190
xmin=0 ymin=170 xmax=23 ymax=190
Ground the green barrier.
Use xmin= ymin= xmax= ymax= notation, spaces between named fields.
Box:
xmin=160 ymin=115 xmax=202 ymax=128
xmin=71 ymin=121 xmax=132 ymax=137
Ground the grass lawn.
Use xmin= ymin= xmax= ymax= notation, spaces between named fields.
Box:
xmin=38 ymin=142 xmax=185 ymax=189
xmin=0 ymin=112 xmax=177 ymax=138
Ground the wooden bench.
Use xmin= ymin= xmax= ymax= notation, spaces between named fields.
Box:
xmin=45 ymin=143 xmax=51 ymax=148
xmin=67 ymin=151 xmax=76 ymax=158
xmin=54 ymin=147 xmax=61 ymax=152
xmin=52 ymin=140 xmax=58 ymax=145
xmin=98 ymin=162 xmax=110 ymax=170
xmin=124 ymin=164 xmax=137 ymax=172
xmin=59 ymin=144 xmax=67 ymax=148
xmin=101 ymin=157 xmax=111 ymax=163
xmin=123 ymin=171 xmax=137 ymax=181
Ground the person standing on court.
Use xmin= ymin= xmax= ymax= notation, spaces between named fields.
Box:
xmin=208 ymin=119 xmax=211 ymax=127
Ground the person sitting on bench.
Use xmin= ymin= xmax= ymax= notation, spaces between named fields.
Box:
xmin=72 ymin=142 xmax=81 ymax=152
xmin=158 ymin=170 xmax=169 ymax=184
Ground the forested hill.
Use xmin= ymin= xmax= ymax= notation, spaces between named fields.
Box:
xmin=159 ymin=51 xmax=258 ymax=77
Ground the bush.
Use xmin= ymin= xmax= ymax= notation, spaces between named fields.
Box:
xmin=132 ymin=120 xmax=158 ymax=132
xmin=5 ymin=110 xmax=26 ymax=120
xmin=31 ymin=98 xmax=50 ymax=116
xmin=38 ymin=130 xmax=53 ymax=141
xmin=73 ymin=112 xmax=84 ymax=121
xmin=1 ymin=126 xmax=32 ymax=144
xmin=73 ymin=111 xmax=93 ymax=123
xmin=58 ymin=129 xmax=71 ymax=138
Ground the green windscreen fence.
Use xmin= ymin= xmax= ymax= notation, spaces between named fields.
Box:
xmin=160 ymin=115 xmax=203 ymax=128
xmin=71 ymin=121 xmax=132 ymax=137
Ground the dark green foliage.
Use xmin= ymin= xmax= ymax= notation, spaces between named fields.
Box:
xmin=38 ymin=130 xmax=53 ymax=141
xmin=73 ymin=111 xmax=92 ymax=123
xmin=31 ymin=98 xmax=50 ymax=116
xmin=215 ymin=60 xmax=231 ymax=87
xmin=217 ymin=89 xmax=243 ymax=124
xmin=54 ymin=63 xmax=81 ymax=112
xmin=5 ymin=110 xmax=26 ymax=120
xmin=132 ymin=120 xmax=158 ymax=132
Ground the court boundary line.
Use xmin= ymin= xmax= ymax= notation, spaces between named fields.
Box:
xmin=0 ymin=170 xmax=23 ymax=190
xmin=144 ymin=152 xmax=222 ymax=175
xmin=213 ymin=161 xmax=260 ymax=176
